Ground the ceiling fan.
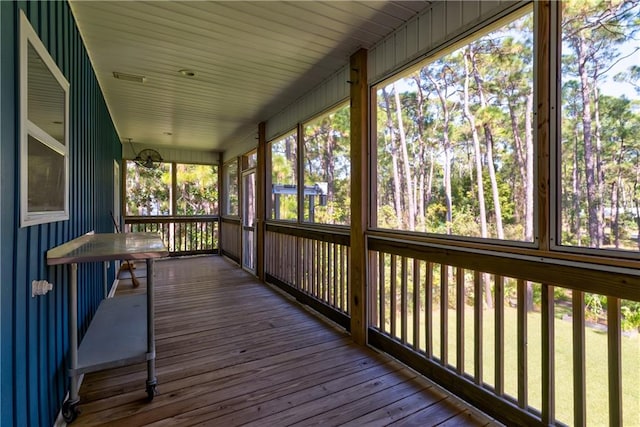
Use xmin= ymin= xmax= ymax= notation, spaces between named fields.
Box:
xmin=126 ymin=138 xmax=163 ymax=169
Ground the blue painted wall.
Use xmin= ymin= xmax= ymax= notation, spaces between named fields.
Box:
xmin=0 ymin=1 xmax=121 ymax=425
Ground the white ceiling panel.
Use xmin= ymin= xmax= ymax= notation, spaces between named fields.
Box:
xmin=69 ymin=1 xmax=429 ymax=153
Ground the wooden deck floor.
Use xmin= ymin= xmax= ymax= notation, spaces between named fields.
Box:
xmin=72 ymin=256 xmax=500 ymax=427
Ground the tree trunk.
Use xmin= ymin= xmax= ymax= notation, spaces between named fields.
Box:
xmin=577 ymin=34 xmax=600 ymax=247
xmin=508 ymin=100 xmax=527 ymax=227
xmin=325 ymin=124 xmax=335 ymax=220
xmin=463 ymin=49 xmax=488 ymax=238
xmin=470 ymin=46 xmax=504 ymax=240
xmin=525 ymin=88 xmax=534 ymax=242
xmin=381 ymin=89 xmax=404 ymax=225
xmin=612 ymin=137 xmax=625 ymax=248
xmin=593 ymin=86 xmax=606 ymax=246
xmin=413 ymin=75 xmax=427 ymax=229
xmin=393 ymin=83 xmax=416 ymax=231
xmin=427 ymin=71 xmax=453 ymax=233
xmin=572 ymin=130 xmax=583 ymax=245
xmin=426 ymin=151 xmax=434 ymax=206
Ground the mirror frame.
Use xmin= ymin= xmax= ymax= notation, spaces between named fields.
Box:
xmin=19 ymin=11 xmax=70 ymax=227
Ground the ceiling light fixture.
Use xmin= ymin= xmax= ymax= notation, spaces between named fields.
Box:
xmin=112 ymin=72 xmax=146 ymax=83
xmin=179 ymin=69 xmax=196 ymax=77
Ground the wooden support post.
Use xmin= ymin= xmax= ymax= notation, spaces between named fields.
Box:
xmin=256 ymin=122 xmax=266 ymax=281
xmin=349 ymin=48 xmax=368 ymax=345
xmin=537 ymin=0 xmax=551 ymax=251
xmin=171 ymin=162 xmax=177 ymax=216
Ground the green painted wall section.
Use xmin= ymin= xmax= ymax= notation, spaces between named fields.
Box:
xmin=0 ymin=1 xmax=121 ymax=425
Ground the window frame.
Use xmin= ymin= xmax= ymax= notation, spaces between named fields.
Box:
xmin=369 ymin=4 xmax=538 ymax=249
xmin=550 ymin=0 xmax=640 ymax=261
xmin=20 ymin=11 xmax=70 ymax=227
xmin=222 ymin=158 xmax=240 ymax=218
xmin=267 ymin=129 xmax=299 ymax=222
xmin=301 ymin=101 xmax=351 ymax=227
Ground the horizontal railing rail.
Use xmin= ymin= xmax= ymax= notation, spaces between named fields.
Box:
xmin=124 ymin=215 xmax=219 ymax=257
xmin=367 ymin=235 xmax=640 ymax=427
xmin=265 ymin=222 xmax=351 ymax=330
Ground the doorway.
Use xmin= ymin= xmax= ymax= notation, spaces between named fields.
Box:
xmin=242 ymin=170 xmax=256 ymax=273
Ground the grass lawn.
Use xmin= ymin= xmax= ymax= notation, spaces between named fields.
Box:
xmin=383 ymin=304 xmax=640 ymax=426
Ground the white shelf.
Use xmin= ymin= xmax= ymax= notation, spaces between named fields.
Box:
xmin=76 ymin=294 xmax=148 ymax=374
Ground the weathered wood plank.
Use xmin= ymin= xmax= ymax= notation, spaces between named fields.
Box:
xmin=73 ymin=256 xmax=496 ymax=427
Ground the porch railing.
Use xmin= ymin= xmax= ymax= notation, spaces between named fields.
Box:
xmin=124 ymin=215 xmax=219 ymax=257
xmin=265 ymin=223 xmax=351 ymax=330
xmin=220 ymin=217 xmax=241 ymax=263
xmin=367 ymin=234 xmax=640 ymax=427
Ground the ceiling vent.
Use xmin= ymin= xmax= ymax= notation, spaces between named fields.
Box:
xmin=112 ymin=71 xmax=146 ymax=84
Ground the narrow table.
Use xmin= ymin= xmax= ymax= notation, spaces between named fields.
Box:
xmin=47 ymin=232 xmax=168 ymax=423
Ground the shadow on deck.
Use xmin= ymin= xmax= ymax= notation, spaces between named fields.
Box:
xmin=73 ymin=255 xmax=500 ymax=426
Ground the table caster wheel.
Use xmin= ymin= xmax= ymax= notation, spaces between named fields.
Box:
xmin=62 ymin=399 xmax=80 ymax=423
xmin=146 ymin=384 xmax=158 ymax=402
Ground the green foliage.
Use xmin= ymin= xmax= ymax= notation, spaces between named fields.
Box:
xmin=585 ymin=293 xmax=605 ymax=321
xmin=126 ymin=161 xmax=218 ymax=217
xmin=375 ymin=12 xmax=534 ymax=241
xmin=622 ymin=300 xmax=640 ymax=331
xmin=223 ymin=161 xmax=239 ymax=216
xmin=126 ymin=161 xmax=171 ymax=215
xmin=176 ymin=164 xmax=218 ymax=215
xmin=302 ymin=104 xmax=351 ymax=225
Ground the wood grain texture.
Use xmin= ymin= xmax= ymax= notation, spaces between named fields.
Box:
xmin=349 ymin=48 xmax=369 ymax=345
xmin=73 ymin=256 xmax=497 ymax=427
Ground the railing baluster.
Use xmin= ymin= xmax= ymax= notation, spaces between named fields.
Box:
xmin=495 ymin=275 xmax=504 ymax=395
xmin=456 ymin=267 xmax=464 ymax=374
xmin=401 ymin=257 xmax=408 ymax=344
xmin=204 ymin=221 xmax=208 ymax=250
xmin=517 ymin=279 xmax=528 ymax=409
xmin=441 ymin=264 xmax=448 ymax=366
xmin=390 ymin=255 xmax=397 ymax=338
xmin=308 ymin=239 xmax=313 ymax=295
xmin=300 ymin=238 xmax=306 ymax=292
xmin=331 ymin=243 xmax=340 ymax=307
xmin=293 ymin=235 xmax=297 ymax=284
xmin=297 ymin=237 xmax=304 ymax=292
xmin=325 ymin=241 xmax=330 ymax=302
xmin=425 ymin=261 xmax=433 ymax=358
xmin=413 ymin=259 xmax=420 ymax=351
xmin=316 ymin=241 xmax=324 ymax=298
xmin=340 ymin=244 xmax=346 ymax=311
xmin=324 ymin=242 xmax=329 ymax=302
xmin=541 ymin=283 xmax=555 ymax=425
xmin=608 ymin=296 xmax=622 ymax=427
xmin=573 ymin=290 xmax=585 ymax=427
xmin=346 ymin=247 xmax=350 ymax=314
xmin=313 ymin=238 xmax=317 ymax=295
xmin=474 ymin=270 xmax=483 ymax=385
xmin=320 ymin=240 xmax=325 ymax=301
xmin=367 ymin=250 xmax=377 ymax=327
xmin=379 ymin=251 xmax=386 ymax=332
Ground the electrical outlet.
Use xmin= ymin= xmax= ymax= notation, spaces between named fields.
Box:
xmin=32 ymin=280 xmax=53 ymax=297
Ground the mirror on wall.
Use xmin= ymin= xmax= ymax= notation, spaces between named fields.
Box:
xmin=20 ymin=11 xmax=70 ymax=227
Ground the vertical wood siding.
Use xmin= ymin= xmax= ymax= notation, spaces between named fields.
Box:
xmin=0 ymin=1 xmax=121 ymax=426
xmin=368 ymin=0 xmax=522 ymax=85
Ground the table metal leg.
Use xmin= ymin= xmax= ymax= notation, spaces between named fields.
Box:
xmin=63 ymin=263 xmax=80 ymax=422
xmin=145 ymin=258 xmax=158 ymax=400
xmin=103 ymin=261 xmax=108 ymax=298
